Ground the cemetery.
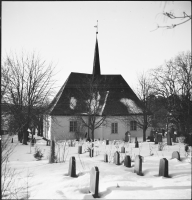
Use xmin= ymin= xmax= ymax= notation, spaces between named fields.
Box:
xmin=3 ymin=134 xmax=192 ymax=199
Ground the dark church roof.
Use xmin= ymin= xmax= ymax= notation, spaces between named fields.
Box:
xmin=48 ymin=36 xmax=147 ymax=116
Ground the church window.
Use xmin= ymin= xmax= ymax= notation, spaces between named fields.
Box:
xmin=69 ymin=121 xmax=77 ymax=132
xmin=111 ymin=122 xmax=118 ymax=134
xmin=130 ymin=121 xmax=137 ymax=131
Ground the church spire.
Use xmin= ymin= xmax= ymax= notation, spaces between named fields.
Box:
xmin=93 ymin=21 xmax=101 ymax=76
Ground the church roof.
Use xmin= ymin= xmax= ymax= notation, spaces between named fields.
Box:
xmin=48 ymin=35 xmax=148 ymax=116
xmin=48 ymin=72 xmax=146 ymax=116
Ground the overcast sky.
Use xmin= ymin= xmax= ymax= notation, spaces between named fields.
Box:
xmin=2 ymin=1 xmax=191 ymax=95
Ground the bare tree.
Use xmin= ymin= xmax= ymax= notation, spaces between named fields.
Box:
xmin=151 ymin=1 xmax=191 ymax=31
xmin=2 ymin=52 xmax=56 ymax=145
xmin=150 ymin=51 xmax=192 ymax=134
xmin=127 ymin=72 xmax=153 ymax=141
xmin=69 ymin=75 xmax=111 ymax=141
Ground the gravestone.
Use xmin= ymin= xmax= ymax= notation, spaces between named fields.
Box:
xmin=121 ymin=146 xmax=125 ymax=153
xmin=185 ymin=144 xmax=189 ymax=152
xmin=154 ymin=134 xmax=158 ymax=144
xmin=134 ymin=155 xmax=143 ymax=175
xmin=78 ymin=146 xmax=82 ymax=154
xmin=106 ymin=139 xmax=109 ymax=145
xmin=68 ymin=156 xmax=76 ymax=177
xmin=172 ymin=133 xmax=177 ymax=143
xmin=125 ymin=132 xmax=128 ymax=142
xmin=157 ymin=134 xmax=162 ymax=143
xmin=135 ymin=141 xmax=139 ymax=148
xmin=135 ymin=137 xmax=137 ymax=143
xmin=188 ymin=134 xmax=192 ymax=146
xmin=172 ymin=151 xmax=180 ymax=161
xmin=167 ymin=132 xmax=172 ymax=145
xmin=104 ymin=154 xmax=108 ymax=162
xmin=11 ymin=138 xmax=13 ymax=143
xmin=124 ymin=155 xmax=131 ymax=167
xmin=114 ymin=151 xmax=120 ymax=165
xmin=159 ymin=158 xmax=169 ymax=177
xmin=89 ymin=149 xmax=94 ymax=157
xmin=128 ymin=135 xmax=131 ymax=143
xmin=150 ymin=136 xmax=154 ymax=142
xmin=90 ymin=166 xmax=99 ymax=198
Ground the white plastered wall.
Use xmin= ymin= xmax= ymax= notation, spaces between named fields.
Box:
xmin=48 ymin=115 xmax=152 ymax=142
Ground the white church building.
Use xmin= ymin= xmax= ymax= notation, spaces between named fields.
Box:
xmin=43 ymin=34 xmax=152 ymax=142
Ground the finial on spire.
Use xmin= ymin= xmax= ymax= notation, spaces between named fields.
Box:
xmin=94 ymin=20 xmax=98 ymax=34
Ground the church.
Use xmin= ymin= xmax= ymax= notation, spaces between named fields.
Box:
xmin=43 ymin=33 xmax=151 ymax=142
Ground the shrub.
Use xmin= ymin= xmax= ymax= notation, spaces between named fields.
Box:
xmin=34 ymin=146 xmax=44 ymax=160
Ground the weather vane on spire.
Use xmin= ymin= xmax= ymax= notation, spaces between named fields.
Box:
xmin=94 ymin=20 xmax=98 ymax=34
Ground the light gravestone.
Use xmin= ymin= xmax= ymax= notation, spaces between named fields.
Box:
xmin=114 ymin=151 xmax=120 ymax=165
xmin=104 ymin=154 xmax=108 ymax=162
xmin=124 ymin=155 xmax=131 ymax=168
xmin=172 ymin=151 xmax=180 ymax=161
xmin=121 ymin=146 xmax=125 ymax=153
xmin=159 ymin=158 xmax=169 ymax=177
xmin=68 ymin=156 xmax=76 ymax=177
xmin=78 ymin=146 xmax=82 ymax=154
xmin=167 ymin=132 xmax=172 ymax=146
xmin=128 ymin=135 xmax=131 ymax=143
xmin=134 ymin=155 xmax=143 ymax=176
xmin=90 ymin=166 xmax=99 ymax=198
xmin=135 ymin=141 xmax=139 ymax=148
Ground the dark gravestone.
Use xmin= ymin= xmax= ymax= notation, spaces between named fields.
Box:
xmin=154 ymin=134 xmax=158 ymax=144
xmin=89 ymin=149 xmax=94 ymax=157
xmin=167 ymin=132 xmax=172 ymax=145
xmin=124 ymin=155 xmax=131 ymax=168
xmin=114 ymin=151 xmax=120 ymax=165
xmin=150 ymin=136 xmax=154 ymax=142
xmin=185 ymin=145 xmax=189 ymax=152
xmin=188 ymin=134 xmax=192 ymax=147
xmin=104 ymin=154 xmax=108 ymax=162
xmin=106 ymin=139 xmax=109 ymax=145
xmin=11 ymin=138 xmax=13 ymax=143
xmin=68 ymin=156 xmax=76 ymax=177
xmin=172 ymin=134 xmax=177 ymax=143
xmin=90 ymin=166 xmax=99 ymax=198
xmin=172 ymin=151 xmax=180 ymax=161
xmin=159 ymin=158 xmax=169 ymax=177
xmin=125 ymin=132 xmax=128 ymax=142
xmin=157 ymin=134 xmax=162 ymax=143
xmin=78 ymin=146 xmax=82 ymax=154
xmin=135 ymin=137 xmax=137 ymax=143
xmin=134 ymin=155 xmax=143 ymax=176
xmin=135 ymin=141 xmax=139 ymax=148
xmin=121 ymin=146 xmax=125 ymax=153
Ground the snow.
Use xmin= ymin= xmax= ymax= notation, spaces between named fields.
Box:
xmin=3 ymin=135 xmax=192 ymax=199
xmin=120 ymin=98 xmax=142 ymax=114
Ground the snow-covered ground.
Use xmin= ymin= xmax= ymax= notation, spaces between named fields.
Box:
xmin=3 ymin=135 xmax=192 ymax=199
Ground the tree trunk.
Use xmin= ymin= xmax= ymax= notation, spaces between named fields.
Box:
xmin=143 ymin=127 xmax=146 ymax=142
xmin=22 ymin=125 xmax=28 ymax=145
xmin=91 ymin=129 xmax=94 ymax=142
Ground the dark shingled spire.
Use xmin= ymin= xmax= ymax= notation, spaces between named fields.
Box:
xmin=92 ymin=37 xmax=101 ymax=76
